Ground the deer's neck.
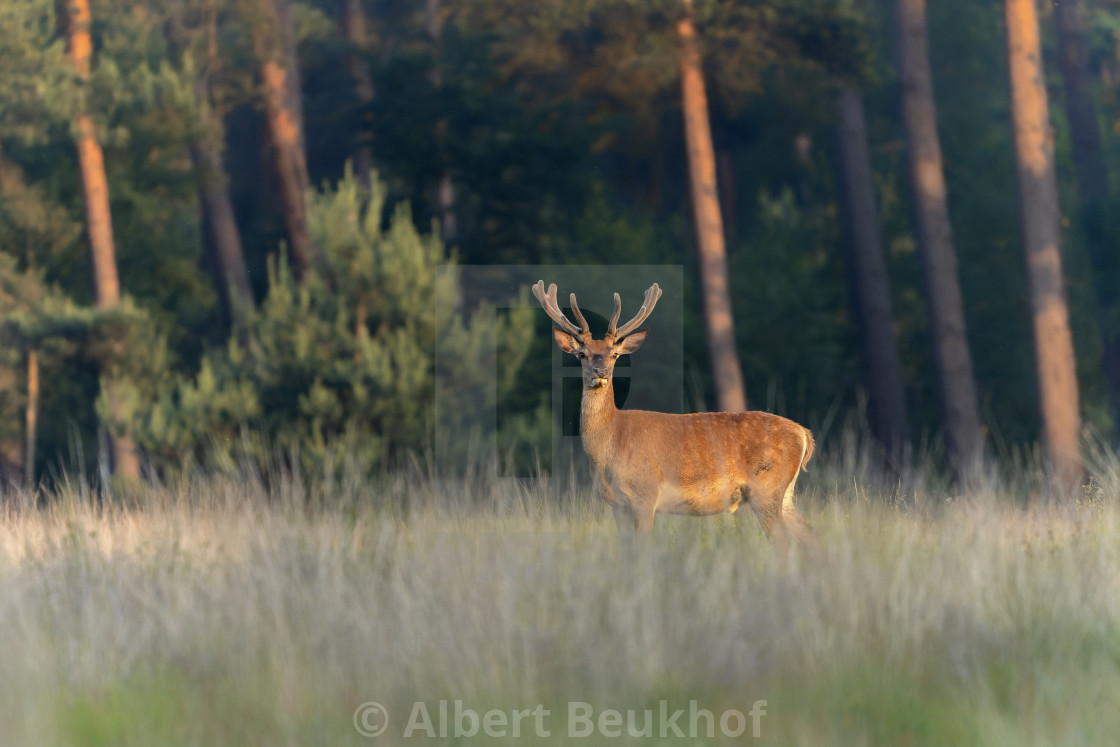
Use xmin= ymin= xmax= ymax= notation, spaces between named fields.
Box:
xmin=579 ymin=382 xmax=618 ymax=466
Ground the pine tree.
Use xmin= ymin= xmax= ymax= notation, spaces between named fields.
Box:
xmin=677 ymin=0 xmax=746 ymax=412
xmin=1004 ymin=0 xmax=1083 ymax=489
xmin=138 ymin=170 xmax=534 ymax=476
xmin=896 ymin=0 xmax=984 ymax=480
xmin=250 ymin=0 xmax=320 ymax=279
xmin=834 ymin=85 xmax=910 ymax=461
xmin=65 ymin=0 xmax=141 ymax=482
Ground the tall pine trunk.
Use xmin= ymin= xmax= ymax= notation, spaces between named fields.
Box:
xmin=676 ymin=0 xmax=746 ymax=413
xmin=189 ymin=10 xmax=254 ymax=331
xmin=66 ymin=0 xmax=141 ymax=483
xmin=25 ymin=348 xmax=38 ymax=485
xmin=341 ymin=0 xmax=375 ymax=185
xmin=896 ymin=0 xmax=984 ymax=479
xmin=426 ymin=0 xmax=457 ymax=245
xmin=1055 ymin=0 xmax=1120 ymax=436
xmin=192 ymin=141 xmax=254 ymax=330
xmin=254 ymin=0 xmax=319 ymax=279
xmin=1005 ymin=0 xmax=1084 ymax=489
xmin=834 ymin=86 xmax=910 ymax=461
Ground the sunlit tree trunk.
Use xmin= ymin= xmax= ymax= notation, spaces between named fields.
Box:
xmin=896 ymin=0 xmax=984 ymax=480
xmin=25 ymin=348 xmax=38 ymax=485
xmin=66 ymin=0 xmax=141 ymax=483
xmin=341 ymin=0 xmax=375 ymax=185
xmin=1005 ymin=0 xmax=1083 ymax=489
xmin=253 ymin=0 xmax=319 ymax=278
xmin=1055 ymin=0 xmax=1120 ymax=436
xmin=676 ymin=0 xmax=746 ymax=413
xmin=834 ymin=86 xmax=910 ymax=461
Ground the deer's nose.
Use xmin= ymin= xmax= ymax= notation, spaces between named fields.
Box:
xmin=590 ymin=357 xmax=609 ymax=378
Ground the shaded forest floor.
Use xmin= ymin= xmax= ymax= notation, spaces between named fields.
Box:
xmin=2 ymin=446 xmax=1119 ymax=746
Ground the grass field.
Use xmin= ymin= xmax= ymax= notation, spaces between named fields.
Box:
xmin=2 ymin=444 xmax=1119 ymax=746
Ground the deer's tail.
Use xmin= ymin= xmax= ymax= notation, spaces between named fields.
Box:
xmin=799 ymin=428 xmax=815 ymax=473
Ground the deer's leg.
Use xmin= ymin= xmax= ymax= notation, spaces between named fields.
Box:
xmin=612 ymin=483 xmax=657 ymax=533
xmin=599 ymin=471 xmax=617 ymax=506
xmin=611 ymin=503 xmax=635 ymax=532
xmin=632 ymin=501 xmax=656 ymax=533
xmin=750 ymin=497 xmax=780 ymax=541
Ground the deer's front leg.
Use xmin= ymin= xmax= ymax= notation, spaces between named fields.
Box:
xmin=621 ymin=482 xmax=658 ymax=533
xmin=599 ymin=470 xmax=618 ymax=507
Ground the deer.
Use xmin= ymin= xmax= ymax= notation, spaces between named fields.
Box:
xmin=533 ymin=280 xmax=814 ymax=546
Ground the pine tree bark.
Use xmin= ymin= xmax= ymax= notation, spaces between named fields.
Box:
xmin=834 ymin=86 xmax=910 ymax=460
xmin=25 ymin=348 xmax=38 ymax=485
xmin=1055 ymin=1 xmax=1108 ymax=203
xmin=192 ymin=141 xmax=255 ymax=330
xmin=0 ymin=365 xmax=21 ymax=483
xmin=254 ymin=0 xmax=319 ymax=278
xmin=676 ymin=0 xmax=747 ymax=413
xmin=183 ymin=5 xmax=254 ymax=331
xmin=896 ymin=0 xmax=984 ymax=479
xmin=1054 ymin=0 xmax=1120 ymax=436
xmin=66 ymin=0 xmax=141 ymax=483
xmin=1005 ymin=0 xmax=1084 ymax=489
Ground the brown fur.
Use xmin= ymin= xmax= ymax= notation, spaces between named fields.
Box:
xmin=538 ymin=282 xmax=814 ymax=546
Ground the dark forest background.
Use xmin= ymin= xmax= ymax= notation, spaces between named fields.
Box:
xmin=2 ymin=0 xmax=1119 ymax=488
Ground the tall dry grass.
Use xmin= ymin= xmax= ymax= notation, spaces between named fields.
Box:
xmin=2 ymin=443 xmax=1119 ymax=746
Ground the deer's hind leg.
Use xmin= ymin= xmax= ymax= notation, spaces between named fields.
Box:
xmin=747 ymin=491 xmax=782 ymax=541
xmin=748 ymin=473 xmax=810 ymax=549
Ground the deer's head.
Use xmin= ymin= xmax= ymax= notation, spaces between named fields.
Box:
xmin=532 ymin=281 xmax=662 ymax=390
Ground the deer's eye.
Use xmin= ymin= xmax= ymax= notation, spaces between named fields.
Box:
xmin=577 ymin=351 xmax=587 ymax=359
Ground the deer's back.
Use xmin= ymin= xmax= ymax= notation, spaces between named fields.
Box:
xmin=606 ymin=409 xmax=811 ymax=493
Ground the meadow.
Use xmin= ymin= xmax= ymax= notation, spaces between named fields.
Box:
xmin=2 ymin=438 xmax=1119 ymax=746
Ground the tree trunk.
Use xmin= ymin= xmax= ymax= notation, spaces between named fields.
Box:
xmin=191 ymin=141 xmax=255 ymax=330
xmin=1055 ymin=0 xmax=1108 ymax=203
xmin=896 ymin=0 xmax=984 ymax=480
xmin=834 ymin=86 xmax=911 ymax=461
xmin=0 ymin=364 xmax=21 ymax=484
xmin=66 ymin=0 xmax=141 ymax=484
xmin=341 ymin=0 xmax=375 ymax=185
xmin=254 ymin=0 xmax=319 ymax=278
xmin=25 ymin=348 xmax=38 ymax=485
xmin=427 ymin=0 xmax=457 ymax=245
xmin=184 ymin=1 xmax=254 ymax=331
xmin=1005 ymin=0 xmax=1084 ymax=490
xmin=676 ymin=0 xmax=747 ymax=413
xmin=1055 ymin=0 xmax=1120 ymax=437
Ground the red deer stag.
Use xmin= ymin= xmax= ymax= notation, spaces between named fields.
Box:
xmin=533 ymin=281 xmax=814 ymax=545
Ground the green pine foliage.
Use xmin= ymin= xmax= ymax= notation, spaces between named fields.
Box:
xmin=0 ymin=253 xmax=163 ymax=480
xmin=138 ymin=169 xmax=535 ymax=476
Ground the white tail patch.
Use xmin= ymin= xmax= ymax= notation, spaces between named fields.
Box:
xmin=783 ymin=430 xmax=809 ymax=516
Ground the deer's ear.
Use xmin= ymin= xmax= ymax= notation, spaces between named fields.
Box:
xmin=552 ymin=328 xmax=582 ymax=354
xmin=615 ymin=329 xmax=648 ymax=355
